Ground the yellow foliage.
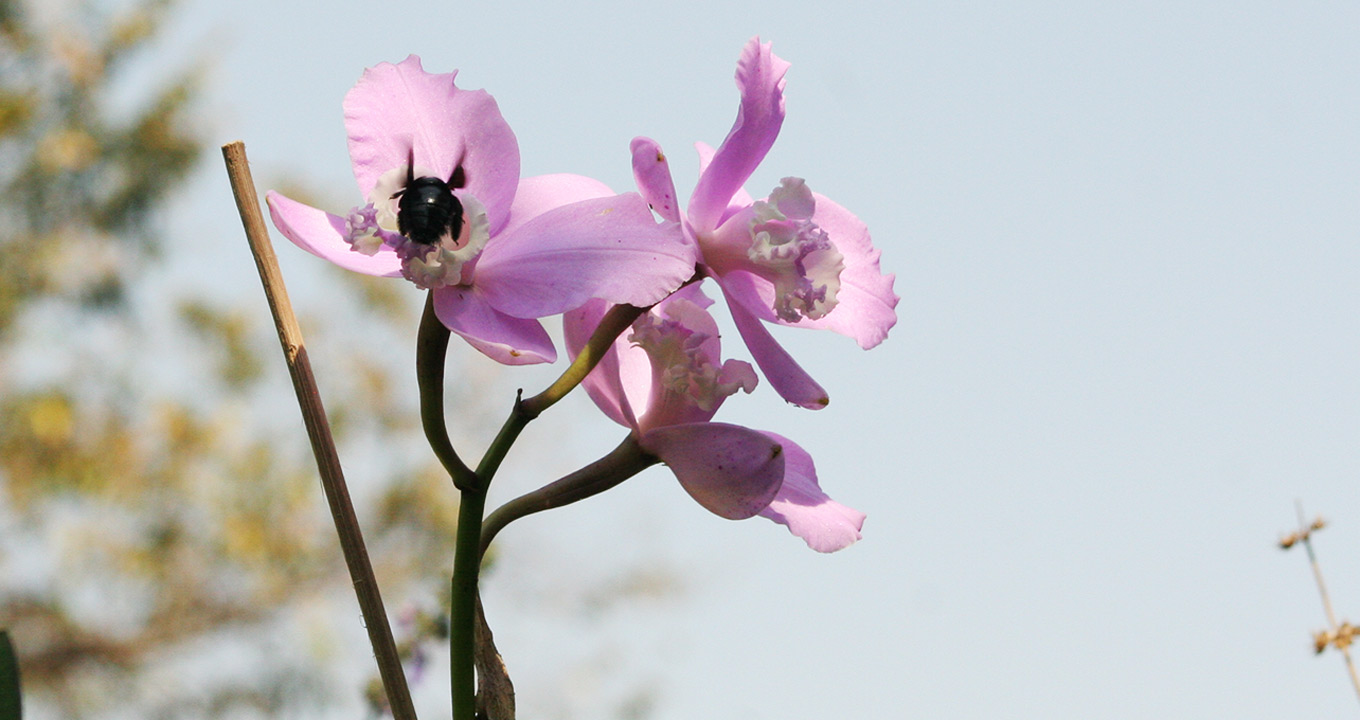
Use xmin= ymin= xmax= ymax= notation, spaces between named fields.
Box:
xmin=27 ymin=394 xmax=74 ymax=446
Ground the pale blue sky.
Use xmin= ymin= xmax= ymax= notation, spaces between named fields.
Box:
xmin=140 ymin=0 xmax=1360 ymax=717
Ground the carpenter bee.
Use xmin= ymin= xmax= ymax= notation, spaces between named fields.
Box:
xmin=391 ymin=147 xmax=468 ymax=245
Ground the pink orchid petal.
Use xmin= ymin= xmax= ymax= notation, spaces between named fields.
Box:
xmin=344 ymin=55 xmax=520 ymax=234
xmin=265 ymin=191 xmax=402 ymax=277
xmin=563 ymin=299 xmax=639 ymax=430
xmin=500 ymin=174 xmax=616 ymax=239
xmin=621 ymin=287 xmax=724 ymax=429
xmin=803 ymin=193 xmax=898 ymax=348
xmin=694 ymin=142 xmax=754 ymax=226
xmin=697 ymin=204 xmax=760 ymax=275
xmin=756 ymin=432 xmax=865 ymax=552
xmin=641 ymin=422 xmax=784 ymax=520
xmin=630 ymin=137 xmax=682 ymax=223
xmin=433 ymin=286 xmax=555 ymax=365
xmin=711 ymin=267 xmax=777 ymax=321
xmin=671 ymin=280 xmax=716 ymax=310
xmin=720 ymin=278 xmax=829 ymax=409
xmin=688 ymin=38 xmax=791 ymax=234
xmin=611 ymin=332 xmax=655 ymax=430
xmin=475 ymin=193 xmax=697 ymax=319
xmin=695 ymin=141 xmax=714 ymax=174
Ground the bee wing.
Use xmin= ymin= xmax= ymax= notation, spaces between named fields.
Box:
xmin=390 ymin=145 xmax=417 ymax=199
xmin=448 ymin=149 xmax=467 ymax=189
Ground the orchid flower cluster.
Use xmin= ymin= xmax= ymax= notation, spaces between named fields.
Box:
xmin=265 ymin=36 xmax=896 ymax=719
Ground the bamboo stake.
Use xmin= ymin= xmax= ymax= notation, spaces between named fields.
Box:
xmin=222 ymin=141 xmax=417 ymax=720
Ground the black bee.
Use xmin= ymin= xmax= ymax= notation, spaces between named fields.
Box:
xmin=391 ymin=148 xmax=468 ymax=245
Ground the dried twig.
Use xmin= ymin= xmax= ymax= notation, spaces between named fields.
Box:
xmin=222 ymin=141 xmax=417 ymax=720
xmin=1280 ymin=500 xmax=1360 ymax=703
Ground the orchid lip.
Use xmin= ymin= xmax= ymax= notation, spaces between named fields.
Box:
xmin=745 ymin=178 xmax=844 ymax=323
xmin=701 ymin=177 xmax=845 ymax=324
xmin=627 ymin=297 xmax=757 ymax=431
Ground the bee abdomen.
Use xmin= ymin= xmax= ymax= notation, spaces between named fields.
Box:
xmin=396 ymin=176 xmax=464 ymax=245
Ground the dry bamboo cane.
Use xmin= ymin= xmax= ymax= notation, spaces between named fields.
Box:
xmin=222 ymin=141 xmax=417 ymax=720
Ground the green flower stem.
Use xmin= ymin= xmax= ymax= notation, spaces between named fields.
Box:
xmin=418 ymin=291 xmax=478 ymax=492
xmin=444 ymin=301 xmax=663 ymax=720
xmin=480 ymin=435 xmax=658 ymax=557
xmin=521 ymin=303 xmax=649 ymax=417
xmin=465 ymin=434 xmax=660 ymax=716
xmin=450 ymin=483 xmax=486 ymax=720
xmin=0 ymin=631 xmax=20 ymax=720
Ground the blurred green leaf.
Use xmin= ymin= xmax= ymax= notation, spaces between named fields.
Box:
xmin=0 ymin=630 xmax=21 ymax=720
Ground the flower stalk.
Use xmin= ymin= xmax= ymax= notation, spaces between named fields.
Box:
xmin=480 ymin=436 xmax=658 ymax=556
xmin=418 ymin=291 xmax=478 ymax=492
xmin=439 ymin=301 xmax=657 ymax=720
xmin=449 ymin=484 xmax=487 ymax=720
xmin=520 ymin=302 xmax=650 ymax=417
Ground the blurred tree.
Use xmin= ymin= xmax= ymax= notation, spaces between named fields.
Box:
xmin=0 ymin=1 xmax=464 ymax=716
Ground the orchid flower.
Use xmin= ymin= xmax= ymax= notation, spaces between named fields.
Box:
xmin=564 ymin=286 xmax=865 ymax=552
xmin=630 ymin=38 xmax=898 ymax=408
xmin=266 ymin=55 xmax=696 ymax=365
